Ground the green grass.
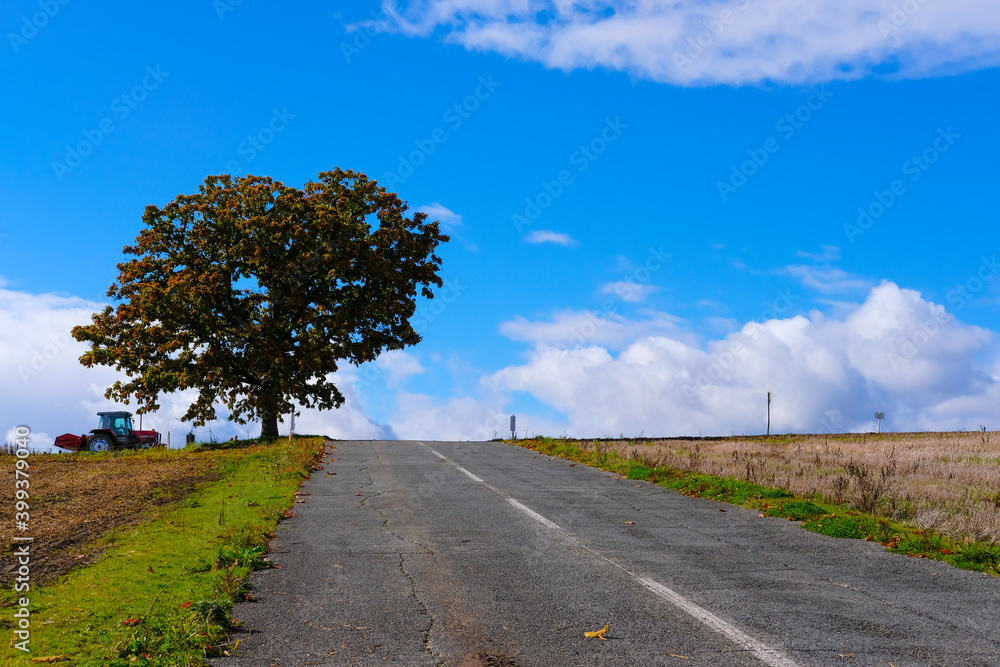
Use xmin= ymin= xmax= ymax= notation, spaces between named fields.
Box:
xmin=516 ymin=437 xmax=1000 ymax=578
xmin=1 ymin=436 xmax=326 ymax=666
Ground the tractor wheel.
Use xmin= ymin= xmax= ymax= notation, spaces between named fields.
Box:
xmin=88 ymin=436 xmax=112 ymax=453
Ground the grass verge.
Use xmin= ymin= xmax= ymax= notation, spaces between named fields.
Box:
xmin=514 ymin=436 xmax=1000 ymax=577
xmin=2 ymin=436 xmax=328 ymax=666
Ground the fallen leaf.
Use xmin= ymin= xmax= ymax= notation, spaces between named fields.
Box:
xmin=355 ymin=493 xmax=362 ymax=497
xmin=584 ymin=624 xmax=609 ymax=640
xmin=180 ymin=601 xmax=192 ymax=608
xmin=29 ymin=657 xmax=68 ymax=663
xmin=122 ymin=617 xmax=141 ymax=626
xmin=624 ymin=521 xmax=634 ymax=525
xmin=719 ymin=509 xmax=726 ymax=512
xmin=758 ymin=514 xmax=765 ymax=518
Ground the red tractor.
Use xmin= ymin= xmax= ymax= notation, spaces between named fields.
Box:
xmin=54 ymin=411 xmax=162 ymax=453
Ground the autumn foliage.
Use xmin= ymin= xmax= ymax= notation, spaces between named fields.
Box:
xmin=72 ymin=169 xmax=448 ymax=437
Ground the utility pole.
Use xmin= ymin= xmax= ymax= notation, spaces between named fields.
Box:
xmin=767 ymin=391 xmax=772 ymax=436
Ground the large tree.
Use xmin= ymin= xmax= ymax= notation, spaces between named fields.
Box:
xmin=73 ymin=169 xmax=448 ymax=437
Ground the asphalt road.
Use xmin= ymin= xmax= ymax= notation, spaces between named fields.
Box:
xmin=211 ymin=440 xmax=1000 ymax=666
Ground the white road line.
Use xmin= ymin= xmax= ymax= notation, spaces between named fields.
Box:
xmin=506 ymin=498 xmax=563 ymax=531
xmin=455 ymin=466 xmax=484 ymax=483
xmin=640 ymin=579 xmax=802 ymax=667
xmin=413 ymin=441 xmax=801 ymax=667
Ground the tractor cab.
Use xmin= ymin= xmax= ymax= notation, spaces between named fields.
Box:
xmin=97 ymin=411 xmax=134 ymax=444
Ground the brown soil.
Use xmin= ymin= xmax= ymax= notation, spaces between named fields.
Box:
xmin=0 ymin=451 xmax=220 ymax=587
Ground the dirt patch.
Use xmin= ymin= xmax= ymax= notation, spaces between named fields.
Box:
xmin=0 ymin=451 xmax=220 ymax=587
xmin=475 ymin=653 xmax=521 ymax=667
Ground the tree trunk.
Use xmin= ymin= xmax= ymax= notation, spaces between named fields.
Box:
xmin=260 ymin=413 xmax=280 ymax=439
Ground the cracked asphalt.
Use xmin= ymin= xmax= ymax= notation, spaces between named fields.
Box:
xmin=211 ymin=440 xmax=1000 ymax=666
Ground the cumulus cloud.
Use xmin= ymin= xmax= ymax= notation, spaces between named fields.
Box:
xmin=374 ymin=0 xmax=1000 ymax=85
xmin=489 ymin=282 xmax=998 ymax=436
xmin=524 ymin=230 xmax=578 ymax=246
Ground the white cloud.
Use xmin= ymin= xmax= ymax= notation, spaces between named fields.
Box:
xmin=387 ymin=392 xmax=519 ymax=440
xmin=796 ymin=245 xmax=841 ymax=263
xmin=600 ymin=281 xmax=656 ymax=303
xmin=370 ymin=349 xmax=427 ymax=387
xmin=784 ymin=265 xmax=871 ymax=293
xmin=417 ymin=202 xmax=463 ymax=231
xmin=376 ymin=0 xmax=1000 ymax=85
xmin=524 ymin=230 xmax=577 ymax=246
xmin=489 ymin=282 xmax=999 ymax=437
xmin=500 ymin=309 xmax=691 ymax=350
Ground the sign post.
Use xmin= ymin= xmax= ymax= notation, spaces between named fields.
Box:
xmin=767 ymin=392 xmax=772 ymax=436
xmin=875 ymin=412 xmax=885 ymax=433
xmin=510 ymin=415 xmax=516 ymax=440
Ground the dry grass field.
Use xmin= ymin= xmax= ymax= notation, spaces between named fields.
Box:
xmin=579 ymin=431 xmax=1000 ymax=544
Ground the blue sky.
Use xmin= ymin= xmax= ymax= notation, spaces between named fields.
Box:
xmin=3 ymin=0 xmax=1000 ymax=446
